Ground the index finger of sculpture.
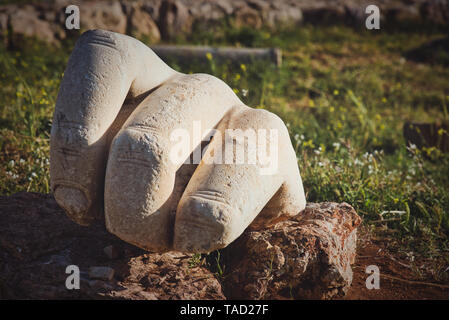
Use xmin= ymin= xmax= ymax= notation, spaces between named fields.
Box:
xmin=50 ymin=30 xmax=177 ymax=225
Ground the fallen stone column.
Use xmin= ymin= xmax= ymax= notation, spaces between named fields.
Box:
xmin=151 ymin=45 xmax=282 ymax=67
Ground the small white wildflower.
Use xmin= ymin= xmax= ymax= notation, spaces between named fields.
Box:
xmin=332 ymin=142 xmax=340 ymax=149
xmin=318 ymin=162 xmax=324 ymax=167
xmin=8 ymin=160 xmax=15 ymax=167
xmin=31 ymin=172 xmax=37 ymax=178
xmin=242 ymin=89 xmax=248 ymax=97
xmin=19 ymin=158 xmax=25 ymax=164
xmin=314 ymin=149 xmax=321 ymax=155
xmin=300 ymin=135 xmax=305 ymax=140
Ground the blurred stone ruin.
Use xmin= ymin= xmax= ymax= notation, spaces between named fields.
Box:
xmin=0 ymin=0 xmax=448 ymax=46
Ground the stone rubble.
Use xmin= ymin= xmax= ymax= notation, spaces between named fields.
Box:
xmin=0 ymin=192 xmax=361 ymax=300
xmin=0 ymin=0 xmax=447 ymax=45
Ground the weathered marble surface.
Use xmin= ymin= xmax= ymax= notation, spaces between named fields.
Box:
xmin=50 ymin=30 xmax=306 ymax=253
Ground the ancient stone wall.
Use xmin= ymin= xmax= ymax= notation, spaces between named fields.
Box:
xmin=0 ymin=0 xmax=447 ymax=45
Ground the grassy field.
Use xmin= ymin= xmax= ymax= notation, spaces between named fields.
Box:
xmin=1 ymin=25 xmax=448 ymax=281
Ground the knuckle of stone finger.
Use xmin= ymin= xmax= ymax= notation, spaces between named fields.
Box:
xmin=111 ymin=127 xmax=170 ymax=165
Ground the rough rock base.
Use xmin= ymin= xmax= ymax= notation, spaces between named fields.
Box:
xmin=221 ymin=202 xmax=361 ymax=299
xmin=0 ymin=192 xmax=360 ymax=300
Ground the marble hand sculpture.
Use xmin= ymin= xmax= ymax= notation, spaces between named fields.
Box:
xmin=50 ymin=30 xmax=306 ymax=253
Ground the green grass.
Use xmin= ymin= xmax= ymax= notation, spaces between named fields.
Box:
xmin=1 ymin=24 xmax=448 ymax=280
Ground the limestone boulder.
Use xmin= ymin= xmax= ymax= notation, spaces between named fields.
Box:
xmin=80 ymin=0 xmax=127 ymax=34
xmin=140 ymin=0 xmax=163 ymax=22
xmin=9 ymin=5 xmax=57 ymax=43
xmin=233 ymin=4 xmax=263 ymax=29
xmin=158 ymin=0 xmax=192 ymax=40
xmin=266 ymin=2 xmax=303 ymax=28
xmin=128 ymin=2 xmax=161 ymax=42
xmin=187 ymin=1 xmax=228 ymax=31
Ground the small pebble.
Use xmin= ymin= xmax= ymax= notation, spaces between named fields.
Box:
xmin=104 ymin=245 xmax=121 ymax=259
xmin=88 ymin=266 xmax=115 ymax=281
